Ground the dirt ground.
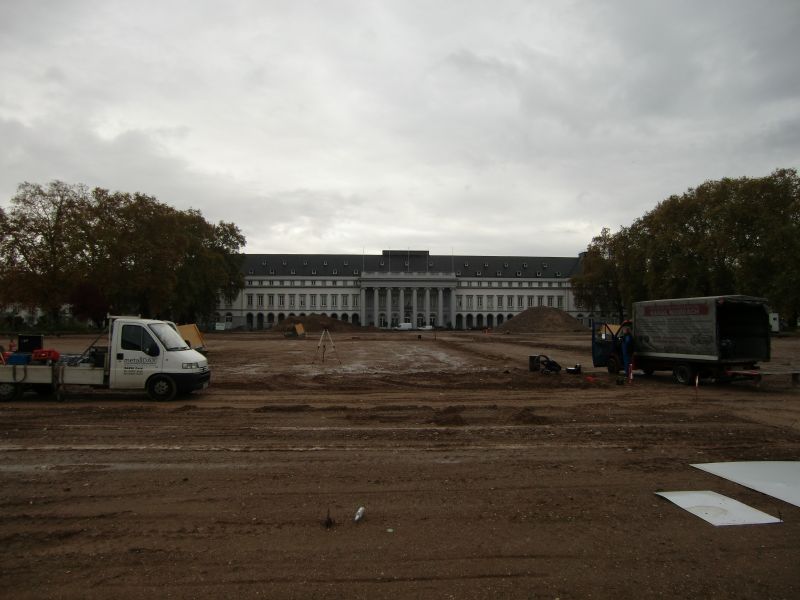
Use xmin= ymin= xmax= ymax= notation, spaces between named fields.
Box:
xmin=1 ymin=330 xmax=799 ymax=599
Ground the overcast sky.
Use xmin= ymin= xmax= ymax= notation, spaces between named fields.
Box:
xmin=1 ymin=1 xmax=798 ymax=257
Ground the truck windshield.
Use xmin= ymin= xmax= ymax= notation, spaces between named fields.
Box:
xmin=149 ymin=323 xmax=190 ymax=351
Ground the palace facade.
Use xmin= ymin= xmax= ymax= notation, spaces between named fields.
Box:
xmin=215 ymin=249 xmax=588 ymax=330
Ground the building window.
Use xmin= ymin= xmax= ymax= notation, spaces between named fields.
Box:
xmin=257 ymin=294 xmax=264 ymax=307
xmin=278 ymin=294 xmax=285 ymax=307
xmin=517 ymin=296 xmax=523 ymax=309
xmin=507 ymin=295 xmax=513 ymax=308
xmin=268 ymin=294 xmax=274 ymax=308
xmin=538 ymin=296 xmax=544 ymax=306
xmin=497 ymin=295 xmax=503 ymax=309
xmin=477 ymin=296 xmax=483 ymax=309
xmin=299 ymin=295 xmax=306 ymax=308
xmin=341 ymin=294 xmax=348 ymax=308
xmin=246 ymin=294 xmax=253 ymax=307
xmin=466 ymin=296 xmax=473 ymax=309
xmin=457 ymin=295 xmax=463 ymax=309
xmin=557 ymin=296 xmax=563 ymax=309
xmin=331 ymin=295 xmax=337 ymax=308
xmin=547 ymin=296 xmax=554 ymax=307
xmin=352 ymin=294 xmax=359 ymax=308
xmin=487 ymin=296 xmax=494 ymax=310
xmin=321 ymin=294 xmax=327 ymax=308
xmin=310 ymin=294 xmax=317 ymax=308
xmin=527 ymin=295 xmax=534 ymax=308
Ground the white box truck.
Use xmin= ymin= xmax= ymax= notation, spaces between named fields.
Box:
xmin=0 ymin=316 xmax=210 ymax=401
xmin=593 ymin=295 xmax=771 ymax=384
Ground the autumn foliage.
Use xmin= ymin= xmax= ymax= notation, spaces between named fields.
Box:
xmin=572 ymin=169 xmax=800 ymax=327
xmin=0 ymin=181 xmax=245 ymax=325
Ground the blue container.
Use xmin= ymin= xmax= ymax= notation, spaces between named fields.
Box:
xmin=7 ymin=353 xmax=31 ymax=365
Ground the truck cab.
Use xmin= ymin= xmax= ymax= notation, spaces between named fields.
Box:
xmin=108 ymin=318 xmax=210 ymax=400
xmin=591 ymin=321 xmax=626 ymax=374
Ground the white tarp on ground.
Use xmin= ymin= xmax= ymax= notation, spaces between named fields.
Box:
xmin=692 ymin=461 xmax=800 ymax=509
xmin=656 ymin=490 xmax=782 ymax=526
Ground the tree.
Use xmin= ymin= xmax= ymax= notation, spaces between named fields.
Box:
xmin=0 ymin=181 xmax=246 ymax=326
xmin=571 ymin=228 xmax=625 ymax=321
xmin=0 ymin=181 xmax=92 ymax=322
xmin=576 ymin=169 xmax=800 ymax=327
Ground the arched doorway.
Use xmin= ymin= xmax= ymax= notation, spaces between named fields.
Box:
xmin=476 ymin=314 xmax=484 ymax=328
xmin=256 ymin=313 xmax=264 ymax=330
xmin=246 ymin=313 xmax=254 ymax=330
xmin=456 ymin=314 xmax=463 ymax=329
xmin=487 ymin=314 xmax=494 ymax=328
xmin=341 ymin=314 xmax=349 ymax=322
xmin=497 ymin=314 xmax=504 ymax=325
xmin=466 ymin=314 xmax=474 ymax=329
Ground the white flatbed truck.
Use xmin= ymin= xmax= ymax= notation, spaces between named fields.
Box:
xmin=0 ymin=317 xmax=210 ymax=401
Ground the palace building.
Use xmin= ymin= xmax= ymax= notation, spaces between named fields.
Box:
xmin=215 ymin=249 xmax=585 ymax=330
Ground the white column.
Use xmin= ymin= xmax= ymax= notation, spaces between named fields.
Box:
xmin=386 ymin=286 xmax=392 ymax=328
xmin=399 ymin=288 xmax=405 ymax=324
xmin=449 ymin=288 xmax=456 ymax=329
xmin=359 ymin=288 xmax=366 ymax=327
xmin=437 ymin=288 xmax=444 ymax=327
xmin=424 ymin=288 xmax=431 ymax=326
xmin=373 ymin=288 xmax=379 ymax=327
xmin=412 ymin=289 xmax=418 ymax=327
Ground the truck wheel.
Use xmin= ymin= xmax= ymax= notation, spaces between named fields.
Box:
xmin=606 ymin=356 xmax=620 ymax=375
xmin=147 ymin=375 xmax=177 ymax=401
xmin=0 ymin=382 xmax=22 ymax=402
xmin=673 ymin=364 xmax=695 ymax=386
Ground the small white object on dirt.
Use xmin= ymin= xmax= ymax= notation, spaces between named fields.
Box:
xmin=655 ymin=490 xmax=781 ymax=526
xmin=354 ymin=506 xmax=365 ymax=522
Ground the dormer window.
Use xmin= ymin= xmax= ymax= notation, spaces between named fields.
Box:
xmin=312 ymin=269 xmax=317 ymax=275
xmin=555 ymin=271 xmax=562 ymax=277
xmin=536 ymin=271 xmax=542 ymax=277
xmin=496 ymin=271 xmax=502 ymax=276
xmin=476 ymin=271 xmax=482 ymax=276
xmin=516 ymin=271 xmax=522 ymax=277
xmin=323 ymin=260 xmax=328 ymax=266
xmin=523 ymin=262 xmax=528 ymax=268
xmin=503 ymin=262 xmax=509 ymax=268
xmin=343 ymin=260 xmax=349 ymax=266
xmin=332 ymin=269 xmax=338 ymax=275
xmin=542 ymin=262 xmax=548 ymax=269
xmin=290 ymin=269 xmax=296 ymax=275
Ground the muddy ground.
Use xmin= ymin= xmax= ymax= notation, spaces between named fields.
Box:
xmin=1 ymin=330 xmax=799 ymax=599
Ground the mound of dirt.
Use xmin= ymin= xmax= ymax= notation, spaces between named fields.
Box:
xmin=272 ymin=314 xmax=373 ymax=334
xmin=496 ymin=306 xmax=587 ymax=333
